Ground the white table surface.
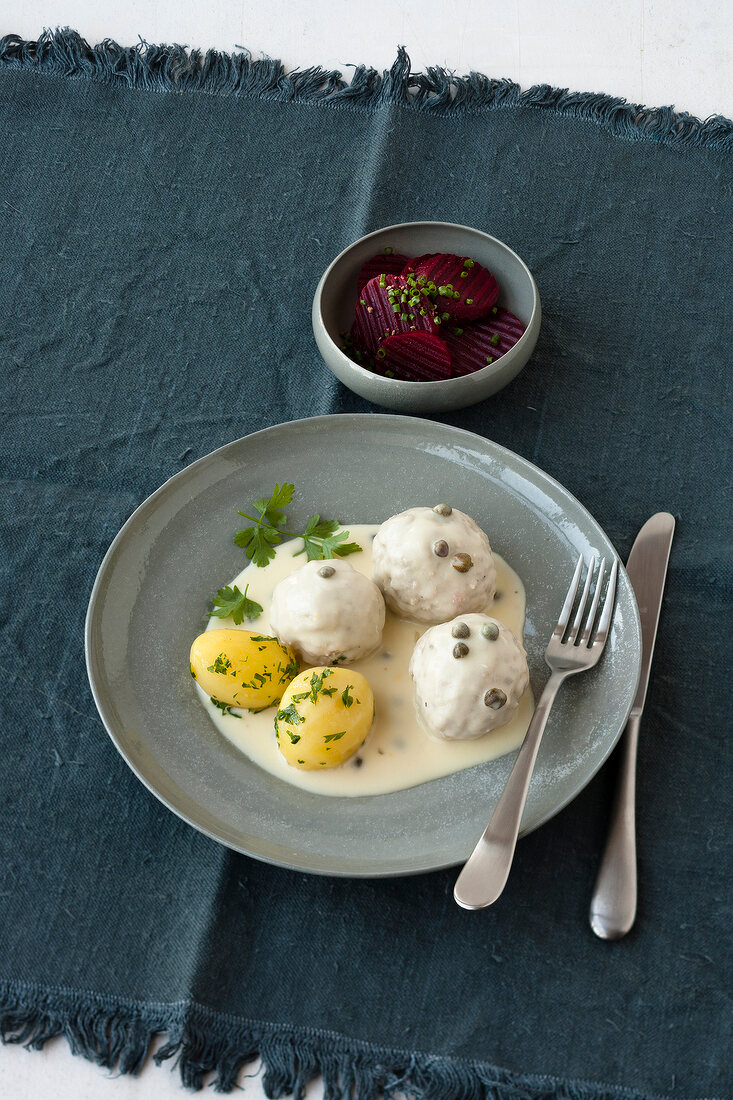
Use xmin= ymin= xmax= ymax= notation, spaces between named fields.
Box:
xmin=2 ymin=2 xmax=730 ymax=1097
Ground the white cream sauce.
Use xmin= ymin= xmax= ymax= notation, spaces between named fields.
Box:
xmin=196 ymin=525 xmax=533 ymax=796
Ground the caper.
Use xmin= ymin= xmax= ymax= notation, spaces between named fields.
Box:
xmin=451 ymin=622 xmax=470 ymax=639
xmin=481 ymin=622 xmax=500 ymax=641
xmin=433 ymin=503 xmax=452 ymax=516
xmin=318 ymin=565 xmax=335 ymax=578
xmin=484 ymin=688 xmax=507 ymax=709
xmin=433 ymin=539 xmax=449 ymax=558
xmin=451 ymin=552 xmax=473 ymax=573
xmin=452 ymin=642 xmax=469 ymax=659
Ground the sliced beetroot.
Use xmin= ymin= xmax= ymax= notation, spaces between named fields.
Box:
xmin=441 ymin=308 xmax=525 ymax=377
xmin=403 ymin=254 xmax=499 ymax=322
xmin=356 ymin=251 xmax=410 ymax=293
xmin=351 ymin=275 xmax=438 ymax=357
xmin=378 ymin=331 xmax=452 ymax=381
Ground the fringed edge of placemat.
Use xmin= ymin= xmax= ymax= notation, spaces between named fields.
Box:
xmin=1 ymin=28 xmax=732 ymax=153
xmin=0 ymin=980 xmax=706 ymax=1100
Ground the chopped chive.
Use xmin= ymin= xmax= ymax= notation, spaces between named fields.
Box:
xmin=379 ymin=274 xmax=386 ymax=287
xmin=485 ymin=355 xmax=494 ymax=364
xmin=453 ymin=326 xmax=464 ymax=335
xmin=460 ymin=271 xmax=469 ymax=278
xmin=453 ymin=291 xmax=460 ymax=299
xmin=359 ymin=298 xmax=367 ymax=306
xmin=385 ymin=369 xmax=395 ymax=377
xmin=441 ymin=312 xmax=449 ymax=320
xmin=490 ymin=332 xmax=500 ymax=346
xmin=377 ymin=348 xmax=387 ymax=359
xmin=466 ymin=298 xmax=474 ymax=304
xmin=491 ymin=305 xmax=498 ymax=314
xmin=464 ymin=258 xmax=474 ymax=267
xmin=384 ymin=246 xmax=394 ymax=254
xmin=400 ymin=312 xmax=408 ymax=322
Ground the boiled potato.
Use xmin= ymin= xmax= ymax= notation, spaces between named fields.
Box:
xmin=275 ymin=667 xmax=374 ymax=770
xmin=190 ymin=629 xmax=298 ymax=710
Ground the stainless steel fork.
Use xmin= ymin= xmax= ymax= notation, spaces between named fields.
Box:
xmin=454 ymin=554 xmax=619 ymax=910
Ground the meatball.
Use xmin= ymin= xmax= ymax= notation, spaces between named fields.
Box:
xmin=410 ymin=613 xmax=529 ymax=741
xmin=269 ymin=558 xmax=385 ymax=665
xmin=371 ymin=504 xmax=496 ymax=622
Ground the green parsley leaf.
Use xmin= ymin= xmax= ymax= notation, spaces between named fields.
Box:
xmin=232 ymin=527 xmax=255 ymax=549
xmin=234 ymin=483 xmax=294 ymax=567
xmin=210 ymin=584 xmax=263 ymax=625
xmin=210 ymin=697 xmax=241 ymax=718
xmin=207 ymin=653 xmax=234 ymax=676
xmin=234 ymin=524 xmax=282 ymax=568
xmin=323 ymin=731 xmax=346 ymax=743
xmin=300 ymin=525 xmax=363 ymax=561
xmin=341 ymin=684 xmax=354 ymax=708
xmin=332 ymin=541 xmax=363 ymax=558
xmin=303 ymin=514 xmax=340 ymax=540
xmin=252 ymin=482 xmax=295 ymax=526
xmin=307 ymin=668 xmax=333 ymax=704
xmin=275 ymin=703 xmax=304 ymax=728
xmin=233 ymin=484 xmax=362 ymax=566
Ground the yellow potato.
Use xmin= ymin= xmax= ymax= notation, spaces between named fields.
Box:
xmin=190 ymin=629 xmax=298 ymax=710
xmin=275 ymin=666 xmax=375 ymax=770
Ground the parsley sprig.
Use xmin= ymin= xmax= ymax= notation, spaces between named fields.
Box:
xmin=233 ymin=483 xmax=362 ymax=567
xmin=210 ymin=584 xmax=263 ymax=624
xmin=298 ymin=515 xmax=362 ymax=562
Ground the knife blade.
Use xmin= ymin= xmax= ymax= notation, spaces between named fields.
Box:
xmin=589 ymin=511 xmax=675 ymax=940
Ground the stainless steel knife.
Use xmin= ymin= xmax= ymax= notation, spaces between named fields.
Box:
xmin=590 ymin=512 xmax=675 ymax=940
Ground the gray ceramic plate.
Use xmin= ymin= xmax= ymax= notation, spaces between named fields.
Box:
xmin=86 ymin=415 xmax=641 ymax=878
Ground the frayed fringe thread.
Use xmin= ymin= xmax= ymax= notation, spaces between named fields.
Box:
xmin=1 ymin=28 xmax=733 ymax=152
xmin=1 ymin=983 xmax=677 ymax=1099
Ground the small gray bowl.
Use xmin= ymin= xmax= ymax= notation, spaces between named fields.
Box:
xmin=312 ymin=221 xmax=541 ymax=413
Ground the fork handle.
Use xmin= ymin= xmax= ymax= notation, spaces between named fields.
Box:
xmin=589 ymin=713 xmax=640 ymax=939
xmin=454 ymin=670 xmax=566 ymax=910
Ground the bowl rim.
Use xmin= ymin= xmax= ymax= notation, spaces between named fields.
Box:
xmin=313 ymin=219 xmax=540 ymax=389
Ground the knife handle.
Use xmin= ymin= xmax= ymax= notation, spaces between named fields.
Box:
xmin=589 ymin=713 xmax=641 ymax=940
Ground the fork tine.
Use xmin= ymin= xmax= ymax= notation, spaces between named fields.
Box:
xmin=568 ymin=555 xmax=596 ymax=643
xmin=553 ymin=554 xmax=584 ymax=638
xmin=592 ymin=557 xmax=618 ymax=647
xmin=579 ymin=556 xmax=606 ymax=647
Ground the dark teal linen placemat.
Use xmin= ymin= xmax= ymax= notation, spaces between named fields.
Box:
xmin=1 ymin=29 xmax=732 ymax=1100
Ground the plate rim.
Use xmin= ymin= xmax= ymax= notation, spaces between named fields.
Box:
xmin=85 ymin=413 xmax=641 ymax=877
